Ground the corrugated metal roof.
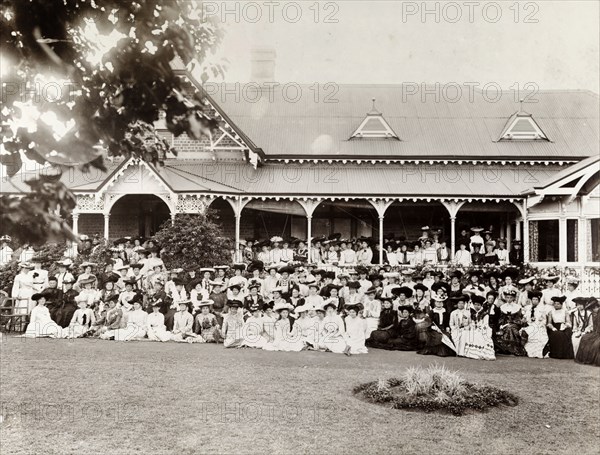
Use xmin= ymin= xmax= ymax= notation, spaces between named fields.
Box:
xmin=211 ymin=85 xmax=598 ymax=159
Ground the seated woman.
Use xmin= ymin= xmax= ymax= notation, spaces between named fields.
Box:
xmin=494 ymin=288 xmax=527 ymax=356
xmin=222 ymin=300 xmax=245 ymax=348
xmin=193 ymin=299 xmax=222 ymax=343
xmin=417 ymin=294 xmax=456 ymax=357
xmin=571 ymin=297 xmax=594 ymax=356
xmin=389 ymin=305 xmax=419 ymax=351
xmin=240 ymin=300 xmax=267 ymax=348
xmin=172 ymin=300 xmax=204 ymax=343
xmin=111 ymin=294 xmax=149 ymax=342
xmin=263 ymin=301 xmax=304 ymax=352
xmin=319 ymin=300 xmax=348 ymax=354
xmin=366 ymin=297 xmax=397 ymax=348
xmin=294 ymin=303 xmax=318 ymax=349
xmin=147 ymin=301 xmax=172 ymax=342
xmin=449 ymin=295 xmax=472 ymax=356
xmin=343 ymin=303 xmax=368 ymax=355
xmin=546 ymin=296 xmax=574 ymax=359
xmin=67 ymin=297 xmax=96 ymax=338
xmin=575 ymin=298 xmax=600 ymax=366
xmin=463 ymin=295 xmax=496 ymax=360
xmin=362 ymin=287 xmax=381 ymax=339
xmin=412 ymin=307 xmax=431 ymax=349
xmin=521 ymin=291 xmax=550 ymax=359
xmin=24 ymin=292 xmax=67 ymax=338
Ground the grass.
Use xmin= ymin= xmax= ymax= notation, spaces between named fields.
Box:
xmin=355 ymin=365 xmax=519 ymax=415
xmin=0 ymin=335 xmax=599 ymax=454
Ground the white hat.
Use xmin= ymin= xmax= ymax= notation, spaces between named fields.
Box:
xmin=295 ymin=303 xmax=313 ymax=313
xmin=273 ymin=301 xmax=294 ymax=312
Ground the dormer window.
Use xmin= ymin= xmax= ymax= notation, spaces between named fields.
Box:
xmin=498 ymin=103 xmax=550 ymax=141
xmin=350 ymin=99 xmax=399 ymax=140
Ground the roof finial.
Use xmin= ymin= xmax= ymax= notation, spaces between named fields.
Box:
xmin=368 ymin=98 xmax=381 ymax=115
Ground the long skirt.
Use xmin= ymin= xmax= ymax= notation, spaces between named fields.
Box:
xmin=112 ymin=324 xmax=147 ymax=342
xmin=575 ymin=331 xmax=600 ymax=366
xmin=522 ymin=323 xmax=549 ymax=358
xmin=67 ymin=323 xmax=92 ymax=339
xmin=200 ymin=326 xmax=223 ymax=343
xmin=417 ymin=328 xmax=456 ymax=357
xmin=366 ymin=328 xmax=395 ymax=349
xmin=172 ymin=331 xmax=204 ymax=343
xmin=451 ymin=328 xmax=469 ymax=356
xmin=494 ymin=324 xmax=527 ymax=356
xmin=320 ymin=332 xmax=347 ymax=353
xmin=463 ymin=327 xmax=496 ymax=360
xmin=147 ymin=325 xmax=172 ymax=342
xmin=24 ymin=320 xmax=67 ymax=338
xmin=547 ymin=325 xmax=574 ymax=359
xmin=346 ymin=337 xmax=368 ymax=354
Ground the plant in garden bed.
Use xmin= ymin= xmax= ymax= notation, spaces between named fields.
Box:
xmin=353 ymin=365 xmax=518 ymax=416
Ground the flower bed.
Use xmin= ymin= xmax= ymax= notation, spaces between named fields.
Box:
xmin=353 ymin=365 xmax=518 ymax=416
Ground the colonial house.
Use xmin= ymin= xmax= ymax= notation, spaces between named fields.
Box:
xmin=2 ymin=57 xmax=599 ymax=275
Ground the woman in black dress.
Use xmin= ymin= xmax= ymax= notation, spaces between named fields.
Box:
xmin=575 ymin=298 xmax=600 ymax=366
xmin=389 ymin=306 xmax=419 ymax=351
xmin=417 ymin=295 xmax=456 ymax=357
xmin=482 ymin=242 xmax=499 ymax=265
xmin=546 ymin=296 xmax=575 ymax=359
xmin=366 ymin=297 xmax=397 ymax=349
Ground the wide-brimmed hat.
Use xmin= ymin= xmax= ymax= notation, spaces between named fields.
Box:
xmin=503 ymin=286 xmax=518 ymax=297
xmin=80 ymin=261 xmax=97 ymax=268
xmin=18 ymin=262 xmax=33 ymax=269
xmin=174 ymin=299 xmax=191 ymax=306
xmin=347 ymin=281 xmax=361 ymax=290
xmin=500 ymin=268 xmax=520 ymax=280
xmin=364 ymin=286 xmax=377 ymax=295
xmin=200 ymin=267 xmax=216 ymax=274
xmin=294 ymin=303 xmax=313 ymax=313
xmin=571 ymin=297 xmax=590 ymax=306
xmin=247 ymin=260 xmax=264 ymax=273
xmin=345 ymin=303 xmax=363 ymax=313
xmin=323 ymin=299 xmax=338 ymax=311
xmin=541 ymin=274 xmax=560 ymax=282
xmin=227 ymin=299 xmax=243 ymax=309
xmin=551 ymin=296 xmax=567 ymax=304
xmin=470 ymin=227 xmax=484 ymax=233
xmin=528 ymin=290 xmax=543 ymax=300
xmin=392 ymin=286 xmax=413 ymax=298
xmin=247 ymin=282 xmax=261 ymax=291
xmin=56 ymin=259 xmax=73 ymax=267
xmin=278 ymin=265 xmax=295 ymax=275
xmin=0 ymin=235 xmax=12 ymax=242
xmin=518 ymin=276 xmax=536 ymax=285
xmin=197 ymin=299 xmax=214 ymax=308
xmin=431 ymin=294 xmax=447 ymax=302
xmin=232 ymin=263 xmax=246 ymax=271
xmin=413 ymin=283 xmax=428 ymax=293
xmin=79 ymin=277 xmax=96 ymax=286
xmin=273 ymin=301 xmax=294 ymax=312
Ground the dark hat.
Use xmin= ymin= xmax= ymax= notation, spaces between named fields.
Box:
xmin=471 ymin=295 xmax=486 ymax=305
xmin=572 ymin=297 xmax=590 ymax=306
xmin=248 ymin=282 xmax=261 ymax=291
xmin=486 ymin=290 xmax=499 ymax=299
xmin=347 ymin=281 xmax=361 ymax=290
xmin=227 ymin=299 xmax=243 ymax=309
xmin=323 ymin=300 xmax=338 ymax=311
xmin=345 ymin=303 xmax=363 ymax=313
xmin=104 ymin=274 xmax=120 ymax=284
xmin=128 ymin=292 xmax=144 ymax=305
xmin=247 ymin=300 xmax=263 ymax=312
xmin=413 ymin=283 xmax=428 ymax=293
xmin=500 ymin=267 xmax=520 ymax=280
xmin=431 ymin=282 xmax=450 ymax=294
xmin=364 ymin=286 xmax=377 ymax=295
xmin=369 ymin=274 xmax=383 ymax=282
xmin=450 ymin=295 xmax=468 ymax=304
xmin=106 ymin=294 xmax=120 ymax=303
xmin=228 ymin=284 xmax=242 ymax=292
xmin=392 ymin=286 xmax=413 ymax=298
xmin=130 ymin=263 xmax=144 ymax=270
xmin=31 ymin=292 xmax=48 ymax=301
xmin=449 ymin=270 xmax=463 ymax=280
xmin=172 ymin=278 xmax=183 ymax=286
xmin=528 ymin=291 xmax=543 ymax=300
xmin=248 ymin=260 xmax=264 ymax=273
xmin=551 ymin=296 xmax=567 ymax=304
xmin=356 ymin=266 xmax=369 ymax=275
xmin=123 ymin=278 xmax=137 ymax=286
xmin=586 ymin=298 xmax=599 ymax=311
xmin=328 ymin=233 xmax=342 ymax=241
xmin=278 ymin=265 xmax=295 ymax=275
xmin=312 ymin=268 xmax=325 ymax=277
xmin=397 ymin=305 xmax=413 ymax=313
xmin=512 ymin=240 xmax=522 ymax=246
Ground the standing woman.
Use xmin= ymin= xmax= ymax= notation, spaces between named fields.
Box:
xmin=575 ymin=298 xmax=600 ymax=366
xmin=362 ymin=287 xmax=381 ymax=339
xmin=11 ymin=262 xmax=35 ymax=315
xmin=546 ymin=296 xmax=574 ymax=359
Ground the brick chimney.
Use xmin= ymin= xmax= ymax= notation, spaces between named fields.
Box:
xmin=250 ymin=47 xmax=276 ymax=83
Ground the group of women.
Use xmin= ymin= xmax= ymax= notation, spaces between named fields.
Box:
xmin=12 ymin=251 xmax=600 ymax=365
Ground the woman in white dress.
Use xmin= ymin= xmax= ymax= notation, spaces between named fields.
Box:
xmin=449 ymin=296 xmax=471 ymax=357
xmin=111 ymin=295 xmax=148 ymax=341
xmin=11 ymin=262 xmax=34 ymax=315
xmin=453 ymin=242 xmax=472 ymax=267
xmin=147 ymin=301 xmax=172 ymax=342
xmin=521 ymin=291 xmax=550 ymax=358
xmin=344 ymin=304 xmax=368 ymax=355
xmin=320 ymin=301 xmax=348 ymax=354
xmin=67 ymin=297 xmax=96 ymax=338
xmin=294 ymin=303 xmax=318 ymax=348
xmin=463 ymin=295 xmax=496 ymax=360
xmin=361 ymin=287 xmax=381 ymax=339
xmin=241 ymin=300 xmax=269 ymax=348
xmin=24 ymin=293 xmax=67 ymax=338
xmin=263 ymin=302 xmax=304 ymax=352
xmin=222 ymin=300 xmax=245 ymax=348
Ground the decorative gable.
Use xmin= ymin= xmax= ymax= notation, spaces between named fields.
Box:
xmin=350 ymin=99 xmax=399 ymax=140
xmin=498 ymin=110 xmax=550 ymax=141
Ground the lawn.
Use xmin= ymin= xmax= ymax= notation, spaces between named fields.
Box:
xmin=1 ymin=336 xmax=598 ymax=455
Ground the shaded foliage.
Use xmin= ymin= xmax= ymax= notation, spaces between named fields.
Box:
xmin=1 ymin=0 xmax=225 ymax=244
xmin=152 ymin=212 xmax=233 ymax=271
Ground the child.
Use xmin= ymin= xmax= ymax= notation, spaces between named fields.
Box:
xmin=343 ymin=303 xmax=368 ymax=355
xmin=222 ymin=300 xmax=245 ymax=348
xmin=194 ymin=300 xmax=222 ymax=343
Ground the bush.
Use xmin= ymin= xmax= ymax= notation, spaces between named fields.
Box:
xmin=354 ymin=365 xmax=518 ymax=416
xmin=152 ymin=212 xmax=233 ymax=270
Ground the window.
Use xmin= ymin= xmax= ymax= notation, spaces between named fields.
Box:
xmin=498 ymin=112 xmax=549 ymax=141
xmin=591 ymin=218 xmax=600 ymax=262
xmin=567 ymin=219 xmax=578 ymax=262
xmin=530 ymin=220 xmax=559 ymax=262
xmin=350 ymin=99 xmax=399 ymax=140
